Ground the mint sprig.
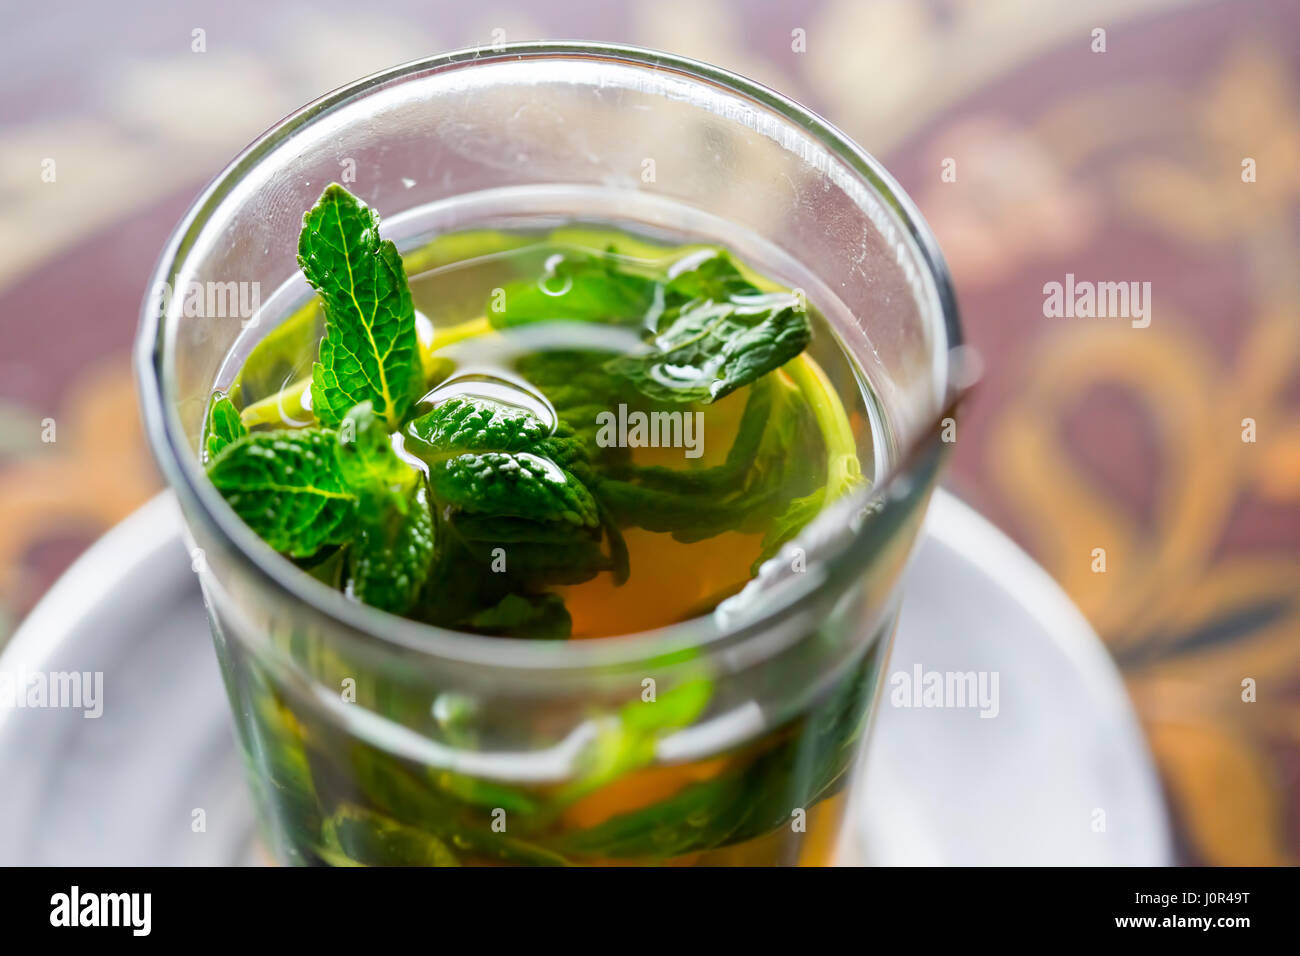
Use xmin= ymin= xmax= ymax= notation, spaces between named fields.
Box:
xmin=204 ymin=186 xmax=857 ymax=636
xmin=206 ymin=410 xmax=436 ymax=614
xmin=299 ymin=184 xmax=421 ymax=429
xmin=206 ymin=429 xmax=356 ymax=557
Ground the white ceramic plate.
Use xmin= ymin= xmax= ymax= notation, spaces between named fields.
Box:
xmin=0 ymin=490 xmax=1172 ymax=865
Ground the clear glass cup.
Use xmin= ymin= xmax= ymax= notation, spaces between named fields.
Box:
xmin=136 ymin=42 xmax=961 ymax=866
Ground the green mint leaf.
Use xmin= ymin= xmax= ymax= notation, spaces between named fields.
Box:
xmin=512 ymin=350 xmax=634 ymax=464
xmin=297 ymin=544 xmax=348 ymax=589
xmin=589 ymin=250 xmax=810 ymax=406
xmin=431 ymin=452 xmax=599 ymax=527
xmin=466 ymin=592 xmax=571 ymax=639
xmin=621 ymin=677 xmax=713 ymax=732
xmin=407 ymin=394 xmax=552 ymax=454
xmin=557 ymin=678 xmax=713 ymax=806
xmin=204 ymin=391 xmax=247 ymax=462
xmin=406 ymin=393 xmax=612 ymax=601
xmin=596 ymin=374 xmax=817 ymax=543
xmin=755 ymin=458 xmax=863 ymax=570
xmin=491 ymin=249 xmax=658 ymax=329
xmin=755 ymin=490 xmax=824 ymax=565
xmin=561 ymin=770 xmax=744 ymax=861
xmin=661 ymin=249 xmax=757 ymax=302
xmin=408 ymin=395 xmax=601 ymax=528
xmin=207 ymin=428 xmax=355 ymax=557
xmin=448 ymin=507 xmax=615 ymax=590
xmin=245 ymin=695 xmax=323 ymax=841
xmin=596 ymin=479 xmax=753 ymax=535
xmin=410 ymin=534 xmax=512 ymax=630
xmin=410 ymin=532 xmax=585 ymax=635
xmin=608 ymin=375 xmax=775 ymax=492
xmin=299 ymin=184 xmax=420 ymax=429
xmin=343 ymin=743 xmax=568 ymax=864
xmin=450 ymin=514 xmax=599 ymax=544
xmin=320 ymin=804 xmax=460 ymax=867
xmin=460 ymin=534 xmax=613 ymax=587
xmin=337 ymin=401 xmax=413 ymax=490
xmin=605 ymin=294 xmax=810 ymax=404
xmin=348 ymin=484 xmax=436 ymax=615
xmin=600 ymin=506 xmax=630 ymax=586
xmin=407 ymin=395 xmax=592 ymax=476
xmin=434 ymin=770 xmax=543 ymax=816
xmin=332 ymin=400 xmax=431 ymax=615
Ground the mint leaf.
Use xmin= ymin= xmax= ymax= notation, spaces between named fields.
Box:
xmin=456 ymin=531 xmax=613 ymax=586
xmin=660 ymin=249 xmax=756 ymax=302
xmin=204 ymin=391 xmax=247 ymax=462
xmin=557 ymin=679 xmax=713 ymax=806
xmin=569 ymin=249 xmax=811 ymax=406
xmin=605 ymin=294 xmax=809 ymax=404
xmin=410 ymin=534 xmax=512 ymax=630
xmin=431 ymin=452 xmax=598 ymax=527
xmin=337 ymin=401 xmax=413 ymax=490
xmin=320 ymin=804 xmax=459 ymax=867
xmin=466 ymin=592 xmax=571 ymax=639
xmin=756 ymin=492 xmax=824 ymax=561
xmin=596 ymin=374 xmax=818 ymax=542
xmin=608 ymin=374 xmax=776 ymax=492
xmin=300 ymin=184 xmax=420 ymax=429
xmin=450 ymin=514 xmax=600 ymax=543
xmin=407 ymin=394 xmax=552 ymax=454
xmin=348 ymin=484 xmax=435 ymax=615
xmin=404 ymin=394 xmax=612 ymax=609
xmin=207 ymin=429 xmax=355 ymax=557
xmin=410 ymin=531 xmax=591 ymax=635
xmin=512 ymin=350 xmax=634 ymax=463
xmin=448 ymin=500 xmax=617 ymax=591
xmin=333 ymin=401 xmax=432 ymax=615
xmin=408 ymin=395 xmax=600 ymax=528
xmin=491 ymin=249 xmax=658 ymax=329
xmin=754 ymin=455 xmax=862 ymax=570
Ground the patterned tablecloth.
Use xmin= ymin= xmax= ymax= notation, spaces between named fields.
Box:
xmin=1 ymin=0 xmax=1295 ymax=864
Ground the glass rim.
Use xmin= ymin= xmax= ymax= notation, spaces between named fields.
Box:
xmin=135 ymin=40 xmax=962 ymax=673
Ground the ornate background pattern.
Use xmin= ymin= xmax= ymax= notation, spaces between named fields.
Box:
xmin=0 ymin=0 xmax=1295 ymax=864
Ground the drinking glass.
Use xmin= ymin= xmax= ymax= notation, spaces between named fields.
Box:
xmin=136 ymin=42 xmax=961 ymax=866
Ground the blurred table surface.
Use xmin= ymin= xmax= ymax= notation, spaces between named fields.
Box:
xmin=1 ymin=0 xmax=1296 ymax=865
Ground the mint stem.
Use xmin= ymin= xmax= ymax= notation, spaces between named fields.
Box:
xmin=785 ymin=353 xmax=863 ymax=494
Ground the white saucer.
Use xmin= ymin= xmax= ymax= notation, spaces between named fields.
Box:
xmin=0 ymin=490 xmax=1172 ymax=865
